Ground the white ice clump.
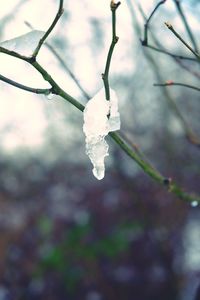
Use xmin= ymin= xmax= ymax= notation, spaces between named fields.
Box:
xmin=0 ymin=30 xmax=45 ymax=57
xmin=83 ymin=88 xmax=120 ymax=180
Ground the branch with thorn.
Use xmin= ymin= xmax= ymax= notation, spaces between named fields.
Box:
xmin=154 ymin=80 xmax=200 ymax=92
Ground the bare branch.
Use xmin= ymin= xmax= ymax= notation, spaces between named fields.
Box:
xmin=141 ymin=0 xmax=167 ymax=46
xmin=0 ymin=46 xmax=32 ymax=62
xmin=136 ymin=2 xmax=200 ymax=146
xmin=0 ymin=73 xmax=51 ymax=95
xmin=110 ymin=131 xmax=200 ymax=204
xmin=165 ymin=22 xmax=200 ymax=61
xmin=32 ymin=0 xmax=64 ymax=58
xmin=25 ymin=20 xmax=90 ymax=100
xmin=102 ymin=1 xmax=121 ymax=100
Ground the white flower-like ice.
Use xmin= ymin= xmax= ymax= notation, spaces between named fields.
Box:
xmin=83 ymin=88 xmax=120 ymax=180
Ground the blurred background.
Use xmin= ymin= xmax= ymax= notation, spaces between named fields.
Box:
xmin=0 ymin=0 xmax=200 ymax=299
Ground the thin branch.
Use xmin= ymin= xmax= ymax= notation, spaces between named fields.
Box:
xmin=173 ymin=0 xmax=199 ymax=53
xmin=45 ymin=43 xmax=91 ymax=100
xmin=141 ymin=0 xmax=167 ymax=46
xmin=157 ymin=76 xmax=200 ymax=148
xmin=110 ymin=132 xmax=165 ymax=183
xmin=0 ymin=46 xmax=31 ymax=62
xmin=33 ymin=0 xmax=64 ymax=58
xmin=144 ymin=44 xmax=198 ymax=62
xmin=138 ymin=3 xmax=199 ymax=62
xmin=136 ymin=2 xmax=200 ymax=146
xmin=0 ymin=73 xmax=51 ymax=94
xmin=137 ymin=2 xmax=200 ymax=81
xmin=102 ymin=1 xmax=121 ymax=100
xmin=25 ymin=21 xmax=90 ymax=100
xmin=154 ymin=81 xmax=200 ymax=92
xmin=31 ymin=60 xmax=85 ymax=112
xmin=110 ymin=132 xmax=200 ymax=204
xmin=165 ymin=22 xmax=200 ymax=61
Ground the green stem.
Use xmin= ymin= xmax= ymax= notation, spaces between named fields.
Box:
xmin=110 ymin=132 xmax=165 ymax=183
xmin=0 ymin=73 xmax=51 ymax=94
xmin=46 ymin=43 xmax=90 ymax=100
xmin=110 ymin=132 xmax=200 ymax=203
xmin=0 ymin=46 xmax=31 ymax=62
xmin=141 ymin=0 xmax=167 ymax=45
xmin=25 ymin=21 xmax=90 ymax=100
xmin=33 ymin=0 xmax=64 ymax=58
xmin=32 ymin=60 xmax=85 ymax=112
xmin=102 ymin=1 xmax=120 ymax=100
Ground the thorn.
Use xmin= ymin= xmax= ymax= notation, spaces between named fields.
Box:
xmin=114 ymin=36 xmax=119 ymax=43
xmin=166 ymin=80 xmax=174 ymax=85
xmin=163 ymin=177 xmax=172 ymax=186
xmin=140 ymin=39 xmax=147 ymax=46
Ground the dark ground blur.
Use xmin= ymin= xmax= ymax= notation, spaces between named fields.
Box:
xmin=0 ymin=0 xmax=200 ymax=300
xmin=0 ymin=147 xmax=199 ymax=300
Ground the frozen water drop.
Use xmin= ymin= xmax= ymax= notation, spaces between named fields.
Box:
xmin=191 ymin=200 xmax=199 ymax=207
xmin=46 ymin=93 xmax=54 ymax=100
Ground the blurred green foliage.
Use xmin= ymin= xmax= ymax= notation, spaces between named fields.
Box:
xmin=36 ymin=219 xmax=143 ymax=292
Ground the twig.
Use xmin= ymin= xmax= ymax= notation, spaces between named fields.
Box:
xmin=110 ymin=132 xmax=165 ymax=183
xmin=136 ymin=2 xmax=200 ymax=147
xmin=141 ymin=0 xmax=167 ymax=46
xmin=137 ymin=3 xmax=199 ymax=62
xmin=0 ymin=73 xmax=51 ymax=94
xmin=0 ymin=46 xmax=32 ymax=62
xmin=33 ymin=0 xmax=64 ymax=58
xmin=173 ymin=0 xmax=199 ymax=53
xmin=31 ymin=60 xmax=85 ymax=112
xmin=165 ymin=22 xmax=200 ymax=61
xmin=144 ymin=44 xmax=198 ymax=62
xmin=154 ymin=80 xmax=200 ymax=92
xmin=110 ymin=132 xmax=200 ymax=204
xmin=44 ymin=43 xmax=90 ymax=100
xmin=137 ymin=2 xmax=200 ymax=80
xmin=25 ymin=21 xmax=90 ymax=100
xmin=102 ymin=1 xmax=121 ymax=100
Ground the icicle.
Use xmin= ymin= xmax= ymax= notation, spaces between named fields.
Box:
xmin=83 ymin=88 xmax=120 ymax=180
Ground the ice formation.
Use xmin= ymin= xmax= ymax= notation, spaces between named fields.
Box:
xmin=83 ymin=88 xmax=120 ymax=180
xmin=0 ymin=30 xmax=45 ymax=57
